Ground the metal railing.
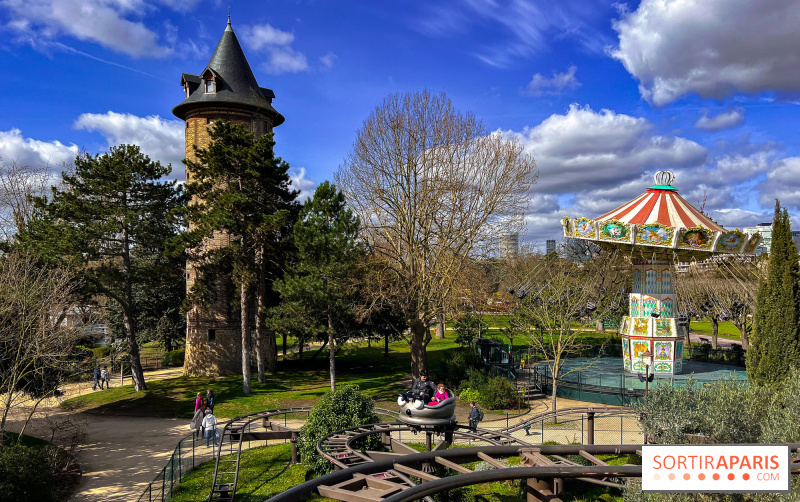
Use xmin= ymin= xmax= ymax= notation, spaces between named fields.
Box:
xmin=134 ymin=409 xmax=310 ymax=502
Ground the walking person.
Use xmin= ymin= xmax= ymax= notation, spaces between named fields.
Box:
xmin=192 ymin=392 xmax=205 ymax=439
xmin=99 ymin=366 xmax=109 ymax=390
xmin=92 ymin=366 xmax=101 ymax=391
xmin=202 ymin=409 xmax=218 ymax=448
xmin=468 ymin=401 xmax=483 ymax=430
xmin=206 ymin=388 xmax=215 ymax=412
xmin=103 ymin=365 xmax=112 ymax=389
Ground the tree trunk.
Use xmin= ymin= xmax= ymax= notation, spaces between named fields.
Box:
xmin=122 ymin=227 xmax=146 ymax=392
xmin=409 ymin=319 xmax=429 ymax=378
xmin=329 ymin=313 xmax=336 ymax=392
xmin=435 ymin=312 xmax=445 ymax=339
xmin=737 ymin=321 xmax=750 ymax=350
xmin=255 ymin=262 xmax=266 ymax=384
xmin=311 ymin=338 xmax=329 ymax=360
xmin=298 ymin=337 xmax=304 ymax=360
xmin=283 ymin=332 xmax=287 ymax=357
xmin=384 ymin=332 xmax=390 ymax=358
xmin=710 ymin=317 xmax=719 ymax=349
xmin=551 ymin=377 xmax=559 ymax=425
xmin=685 ymin=318 xmax=692 ymax=345
xmin=596 ymin=319 xmax=605 ymax=332
xmin=241 ymin=282 xmax=251 ymax=395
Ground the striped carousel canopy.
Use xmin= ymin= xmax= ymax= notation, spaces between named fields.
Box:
xmin=595 ymin=171 xmax=725 ymax=232
xmin=562 ymin=171 xmax=761 ymax=255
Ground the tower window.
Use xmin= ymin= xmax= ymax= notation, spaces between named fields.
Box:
xmin=208 ymin=329 xmax=216 ymax=343
xmin=205 ymin=79 xmax=215 ymax=93
xmin=184 ymin=83 xmax=190 ymax=98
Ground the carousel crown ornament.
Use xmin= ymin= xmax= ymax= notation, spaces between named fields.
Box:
xmin=562 ymin=171 xmax=760 ymax=375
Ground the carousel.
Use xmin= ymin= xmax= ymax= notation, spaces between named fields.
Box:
xmin=563 ymin=171 xmax=760 ymax=375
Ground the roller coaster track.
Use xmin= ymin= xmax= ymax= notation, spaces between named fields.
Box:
xmin=206 ymin=407 xmax=399 ymax=502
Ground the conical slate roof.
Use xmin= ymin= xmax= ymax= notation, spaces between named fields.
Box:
xmin=172 ymin=20 xmax=284 ymax=125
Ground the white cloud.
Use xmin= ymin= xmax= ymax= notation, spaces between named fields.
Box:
xmin=523 ymin=65 xmax=580 ymax=97
xmin=610 ymin=0 xmax=800 ymax=105
xmin=415 ymin=0 xmax=609 ymax=67
xmin=288 ymin=167 xmax=317 ymax=202
xmin=2 ymin=0 xmax=174 ymax=58
xmin=240 ymin=22 xmax=311 ymax=75
xmin=0 ymin=129 xmax=79 ymax=168
xmin=239 ymin=24 xmax=294 ymax=50
xmin=265 ymin=47 xmax=309 ymax=75
xmin=319 ymin=52 xmax=337 ymax=70
xmin=758 ymin=157 xmax=800 ymax=208
xmin=695 ymin=108 xmax=745 ymax=131
xmin=501 ymin=104 xmax=707 ymax=194
xmin=74 ymin=111 xmax=185 ymax=175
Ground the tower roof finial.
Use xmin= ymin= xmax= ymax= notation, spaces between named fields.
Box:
xmin=227 ymin=6 xmax=231 ymax=25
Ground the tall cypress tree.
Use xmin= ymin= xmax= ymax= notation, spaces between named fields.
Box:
xmin=748 ymin=201 xmax=800 ymax=384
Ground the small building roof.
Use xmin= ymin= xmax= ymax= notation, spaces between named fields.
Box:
xmin=172 ymin=19 xmax=284 ymax=126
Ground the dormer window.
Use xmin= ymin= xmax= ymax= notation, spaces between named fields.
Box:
xmin=184 ymin=83 xmax=190 ymax=98
xmin=203 ymin=70 xmax=216 ymax=94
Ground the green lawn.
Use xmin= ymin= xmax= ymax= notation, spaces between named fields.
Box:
xmin=688 ymin=320 xmax=741 ymax=340
xmin=63 ymin=338 xmax=462 ymax=419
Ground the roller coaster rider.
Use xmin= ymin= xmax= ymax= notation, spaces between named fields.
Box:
xmin=399 ymin=371 xmax=437 ymax=406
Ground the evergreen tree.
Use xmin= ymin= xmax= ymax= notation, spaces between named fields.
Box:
xmin=271 ymin=181 xmax=361 ymax=391
xmin=179 ymin=121 xmax=297 ymax=393
xmin=19 ymin=145 xmax=185 ymax=391
xmin=748 ymin=201 xmax=800 ymax=384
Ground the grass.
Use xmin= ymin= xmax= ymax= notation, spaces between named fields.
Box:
xmin=0 ymin=431 xmax=50 ymax=448
xmin=170 ymin=442 xmax=626 ymax=502
xmin=63 ymin=337 xmax=462 ymax=419
xmin=688 ymin=320 xmax=741 ymax=340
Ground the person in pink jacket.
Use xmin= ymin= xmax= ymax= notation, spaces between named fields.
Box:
xmin=194 ymin=392 xmax=205 ymax=412
xmin=429 ymin=384 xmax=449 ymax=405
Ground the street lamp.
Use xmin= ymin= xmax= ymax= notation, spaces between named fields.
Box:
xmin=638 ymin=349 xmax=654 ymax=396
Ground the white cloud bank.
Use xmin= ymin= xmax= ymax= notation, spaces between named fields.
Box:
xmin=1 ymin=0 xmax=189 ymax=58
xmin=288 ymin=167 xmax=317 ymax=202
xmin=0 ymin=128 xmax=79 ymax=168
xmin=695 ymin=108 xmax=745 ymax=131
xmin=74 ymin=111 xmax=185 ymax=175
xmin=611 ymin=0 xmax=800 ymax=105
xmin=239 ymin=23 xmax=314 ymax=74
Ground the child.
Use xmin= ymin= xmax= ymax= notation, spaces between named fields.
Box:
xmin=429 ymin=384 xmax=448 ymax=405
xmin=202 ymin=409 xmax=218 ymax=448
xmin=100 ymin=366 xmax=109 ymax=389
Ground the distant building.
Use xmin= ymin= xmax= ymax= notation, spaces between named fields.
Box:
xmin=743 ymin=222 xmax=773 ymax=255
xmin=546 ymin=239 xmax=556 ymax=255
xmin=499 ymin=233 xmax=519 ymax=258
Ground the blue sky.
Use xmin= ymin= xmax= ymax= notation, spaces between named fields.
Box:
xmin=2 ymin=0 xmax=800 ymax=247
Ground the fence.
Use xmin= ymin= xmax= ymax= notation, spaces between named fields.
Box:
xmin=135 ymin=410 xmax=310 ymax=502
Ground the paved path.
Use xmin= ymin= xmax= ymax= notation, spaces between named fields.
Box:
xmin=2 ymin=367 xmax=193 ymax=502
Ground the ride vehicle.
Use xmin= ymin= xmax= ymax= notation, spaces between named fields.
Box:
xmin=396 ymin=389 xmax=457 ymax=426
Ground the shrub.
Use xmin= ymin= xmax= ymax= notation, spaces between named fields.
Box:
xmin=162 ymin=349 xmax=185 ymax=367
xmin=453 ymin=313 xmax=486 ymax=347
xmin=297 ymin=385 xmax=381 ymax=475
xmin=457 ymin=368 xmax=518 ymax=410
xmin=91 ymin=346 xmax=111 ymax=359
xmin=434 ymin=349 xmax=482 ymax=388
xmin=0 ymin=444 xmax=56 ymax=501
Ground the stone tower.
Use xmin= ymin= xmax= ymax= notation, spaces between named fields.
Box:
xmin=173 ymin=18 xmax=285 ymax=376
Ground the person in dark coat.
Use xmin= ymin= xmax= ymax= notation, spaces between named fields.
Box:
xmin=206 ymin=389 xmax=215 ymax=412
xmin=468 ymin=401 xmax=481 ymax=429
xmin=92 ymin=366 xmax=101 ymax=391
xmin=401 ymin=372 xmax=437 ymax=405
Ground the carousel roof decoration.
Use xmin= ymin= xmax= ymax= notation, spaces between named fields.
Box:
xmin=562 ymin=171 xmax=761 ymax=257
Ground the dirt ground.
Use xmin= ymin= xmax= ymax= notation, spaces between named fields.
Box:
xmin=2 ymin=368 xmax=191 ymax=502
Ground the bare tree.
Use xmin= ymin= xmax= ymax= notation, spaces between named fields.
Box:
xmin=675 ymin=258 xmax=760 ymax=349
xmin=0 ymin=161 xmax=60 ymax=242
xmin=336 ymin=90 xmax=537 ymax=377
xmin=0 ymin=253 xmax=82 ymax=441
xmin=509 ymin=246 xmax=627 ymax=416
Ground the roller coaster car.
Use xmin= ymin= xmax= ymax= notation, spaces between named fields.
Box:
xmin=396 ymin=389 xmax=457 ymax=427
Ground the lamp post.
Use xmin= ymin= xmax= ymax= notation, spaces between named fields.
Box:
xmin=641 ymin=349 xmax=653 ymax=396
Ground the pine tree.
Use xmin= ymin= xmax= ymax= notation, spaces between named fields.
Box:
xmin=271 ymin=181 xmax=362 ymax=392
xmin=19 ymin=145 xmax=185 ymax=391
xmin=747 ymin=201 xmax=800 ymax=384
xmin=180 ymin=121 xmax=297 ymax=393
